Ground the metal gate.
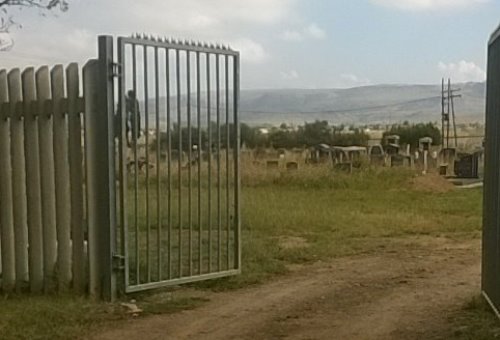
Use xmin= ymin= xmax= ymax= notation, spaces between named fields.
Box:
xmin=116 ymin=35 xmax=241 ymax=293
xmin=483 ymin=24 xmax=500 ymax=316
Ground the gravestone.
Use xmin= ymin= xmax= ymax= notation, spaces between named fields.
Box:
xmin=266 ymin=160 xmax=279 ymax=169
xmin=286 ymin=162 xmax=299 ymax=171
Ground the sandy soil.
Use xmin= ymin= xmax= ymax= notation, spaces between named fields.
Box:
xmin=94 ymin=237 xmax=481 ymax=340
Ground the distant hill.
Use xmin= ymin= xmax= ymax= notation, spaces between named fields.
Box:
xmin=239 ymin=82 xmax=486 ymax=126
xmin=141 ymin=82 xmax=485 ymax=127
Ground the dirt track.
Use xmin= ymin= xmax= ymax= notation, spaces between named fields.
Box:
xmin=94 ymin=237 xmax=480 ymax=340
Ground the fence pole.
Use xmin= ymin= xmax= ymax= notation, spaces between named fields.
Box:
xmin=85 ymin=35 xmax=117 ymax=301
xmin=0 ymin=69 xmax=16 ymax=291
xmin=22 ymin=68 xmax=44 ymax=293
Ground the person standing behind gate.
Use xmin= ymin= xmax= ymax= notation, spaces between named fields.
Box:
xmin=126 ymin=90 xmax=141 ymax=147
xmin=115 ymin=90 xmax=141 ymax=147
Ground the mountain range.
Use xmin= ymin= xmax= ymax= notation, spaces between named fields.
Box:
xmin=239 ymin=82 xmax=486 ymax=126
xmin=141 ymin=82 xmax=486 ymax=127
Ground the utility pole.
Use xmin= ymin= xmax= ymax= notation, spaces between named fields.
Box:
xmin=441 ymin=78 xmax=461 ymax=149
xmin=441 ymin=78 xmax=445 ymax=147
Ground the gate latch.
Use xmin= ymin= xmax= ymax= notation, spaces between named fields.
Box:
xmin=113 ymin=253 xmax=126 ymax=271
xmin=111 ymin=62 xmax=122 ymax=78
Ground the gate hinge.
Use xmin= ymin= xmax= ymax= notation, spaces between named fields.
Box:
xmin=113 ymin=253 xmax=125 ymax=271
xmin=111 ymin=62 xmax=122 ymax=78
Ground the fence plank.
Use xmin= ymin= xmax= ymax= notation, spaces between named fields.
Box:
xmin=83 ymin=59 xmax=100 ymax=297
xmin=0 ymin=69 xmax=16 ymax=291
xmin=8 ymin=69 xmax=29 ymax=290
xmin=22 ymin=68 xmax=44 ymax=293
xmin=51 ymin=65 xmax=72 ymax=289
xmin=66 ymin=63 xmax=86 ymax=293
xmin=36 ymin=66 xmax=58 ymax=291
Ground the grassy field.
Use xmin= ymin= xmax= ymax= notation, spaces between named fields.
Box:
xmin=0 ymin=165 xmax=496 ymax=339
xmin=200 ymin=166 xmax=483 ymax=289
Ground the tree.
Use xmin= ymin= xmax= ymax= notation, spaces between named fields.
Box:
xmin=332 ymin=128 xmax=369 ymax=146
xmin=382 ymin=122 xmax=441 ymax=148
xmin=300 ymin=120 xmax=331 ymax=146
xmin=0 ymin=0 xmax=69 ymax=50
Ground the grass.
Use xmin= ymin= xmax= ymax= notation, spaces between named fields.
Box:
xmin=0 ymin=293 xmax=206 ymax=340
xmin=198 ymin=166 xmax=483 ymax=290
xmin=0 ymin=164 xmax=491 ymax=339
xmin=0 ymin=295 xmax=121 ymax=340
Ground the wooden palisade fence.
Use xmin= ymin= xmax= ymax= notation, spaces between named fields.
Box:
xmin=0 ymin=36 xmax=115 ymax=299
xmin=0 ymin=64 xmax=87 ymax=294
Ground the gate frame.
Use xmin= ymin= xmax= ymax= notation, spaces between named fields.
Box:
xmin=114 ymin=35 xmax=241 ymax=295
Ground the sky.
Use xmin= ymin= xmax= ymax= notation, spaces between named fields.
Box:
xmin=0 ymin=0 xmax=499 ymax=89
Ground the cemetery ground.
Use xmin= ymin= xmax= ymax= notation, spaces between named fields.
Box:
xmin=1 ymin=166 xmax=499 ymax=339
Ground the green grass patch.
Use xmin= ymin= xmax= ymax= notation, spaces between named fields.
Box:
xmin=0 ymin=295 xmax=123 ymax=340
xmin=196 ymin=168 xmax=482 ymax=290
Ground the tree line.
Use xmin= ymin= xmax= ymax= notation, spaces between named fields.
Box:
xmin=151 ymin=121 xmax=368 ymax=152
xmin=150 ymin=120 xmax=441 ymax=152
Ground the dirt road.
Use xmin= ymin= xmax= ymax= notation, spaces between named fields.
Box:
xmin=95 ymin=237 xmax=481 ymax=340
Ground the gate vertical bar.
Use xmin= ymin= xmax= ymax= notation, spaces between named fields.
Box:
xmin=233 ymin=53 xmax=241 ymax=270
xmin=0 ymin=69 xmax=16 ymax=292
xmin=166 ymin=48 xmax=172 ymax=280
xmin=187 ymin=51 xmax=193 ymax=276
xmin=176 ymin=49 xmax=183 ymax=277
xmin=8 ymin=69 xmax=29 ymax=290
xmin=206 ymin=53 xmax=212 ymax=273
xmin=196 ymin=51 xmax=202 ymax=275
xmin=225 ymin=55 xmax=230 ymax=270
xmin=154 ymin=46 xmax=162 ymax=281
xmin=22 ymin=67 xmax=44 ymax=293
xmin=117 ymin=38 xmax=129 ymax=291
xmin=132 ymin=44 xmax=140 ymax=285
xmin=144 ymin=44 xmax=151 ymax=283
xmin=216 ymin=54 xmax=221 ymax=271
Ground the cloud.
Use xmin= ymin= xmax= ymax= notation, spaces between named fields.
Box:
xmin=125 ymin=0 xmax=296 ymax=34
xmin=371 ymin=0 xmax=490 ymax=11
xmin=305 ymin=23 xmax=326 ymax=40
xmin=281 ymin=70 xmax=300 ymax=80
xmin=186 ymin=14 xmax=219 ymax=30
xmin=280 ymin=22 xmax=327 ymax=42
xmin=231 ymin=39 xmax=269 ymax=63
xmin=281 ymin=30 xmax=304 ymax=42
xmin=340 ymin=73 xmax=371 ymax=87
xmin=438 ymin=60 xmax=486 ymax=82
xmin=0 ymin=0 xmax=293 ymax=69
